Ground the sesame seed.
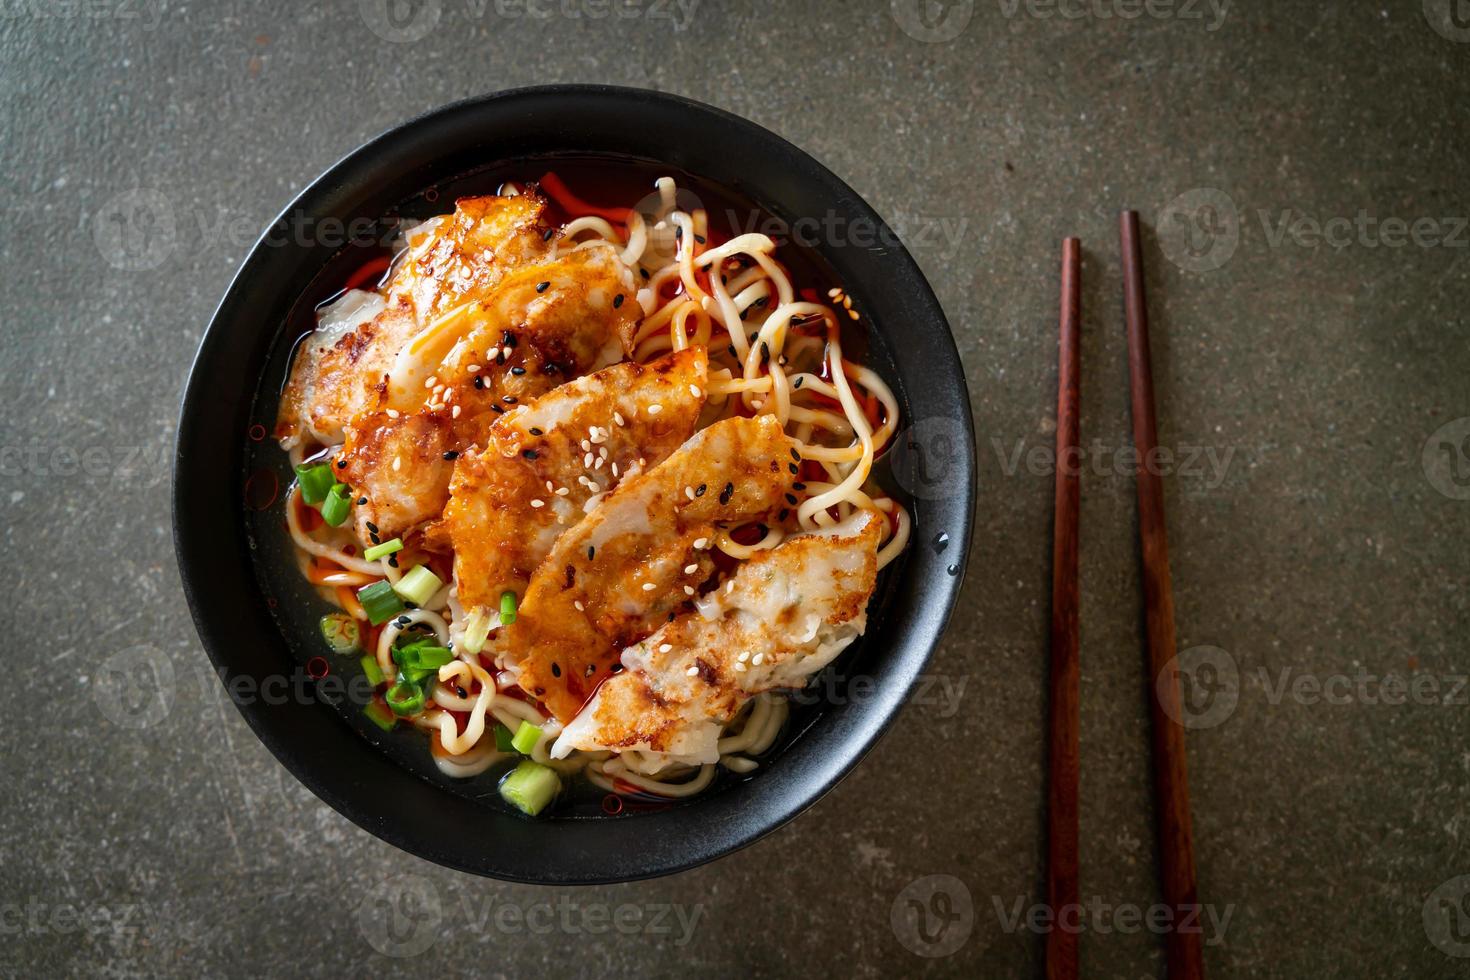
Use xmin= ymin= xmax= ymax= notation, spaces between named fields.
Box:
xmin=827 ymin=287 xmax=841 ymax=298
xmin=693 ymin=537 xmax=709 ymax=549
xmin=581 ymin=439 xmax=591 ymax=451
xmin=511 ymin=366 xmax=526 ymax=376
xmin=685 ymin=486 xmax=695 ymax=500
xmin=529 ymin=427 xmax=543 ymax=436
xmin=530 ymin=499 xmax=544 ymax=508
xmin=611 ymin=462 xmax=620 ymax=477
xmin=452 ymin=405 xmax=462 ymax=418
xmin=738 ymin=652 xmax=750 ymax=662
xmin=689 ymin=384 xmax=702 ymax=398
xmin=613 ymin=293 xmax=624 ymax=308
xmin=442 ymin=451 xmax=459 ymax=460
xmin=734 ymin=661 xmax=747 ymax=672
xmin=647 ymin=404 xmax=663 ymax=415
xmin=683 ymin=586 xmax=695 ymax=596
xmin=392 ymin=457 xmax=401 ymax=471
xmin=614 ymin=412 xmax=625 ymax=426
xmin=849 ymin=309 xmax=859 ymax=320
xmin=522 ymin=449 xmax=539 ymax=460
xmin=785 ymin=493 xmax=799 ymax=505
xmin=574 ymin=600 xmax=584 ymax=611
xmin=686 ymin=665 xmax=699 ymax=676
xmin=536 ymin=281 xmax=550 ymax=292
xmin=594 ymin=457 xmax=605 ymax=470
xmin=684 ymin=564 xmax=697 ymax=575
xmin=584 ymin=452 xmax=594 ymax=468
xmin=386 ymin=408 xmax=400 ymax=418
xmin=793 ymin=377 xmax=803 ymax=389
xmin=659 ymin=643 xmax=673 ymax=653
xmin=752 ymin=653 xmax=765 ymax=665
xmin=694 ymin=483 xmax=706 ymax=496
xmin=467 ymin=364 xmax=480 ymax=374
xmin=587 ymin=546 xmax=595 ymax=559
xmin=642 ymin=582 xmax=656 ymax=592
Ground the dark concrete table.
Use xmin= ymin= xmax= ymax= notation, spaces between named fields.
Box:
xmin=4 ymin=2 xmax=1468 ymax=976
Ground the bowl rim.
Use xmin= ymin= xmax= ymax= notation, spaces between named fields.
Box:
xmin=174 ymin=84 xmax=975 ymax=883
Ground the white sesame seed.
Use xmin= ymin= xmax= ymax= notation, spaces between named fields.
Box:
xmin=648 ymin=404 xmax=663 ymax=415
xmin=392 ymin=456 xmax=401 ymax=471
xmin=642 ymin=582 xmax=656 ymax=591
xmin=594 ymin=457 xmax=605 ymax=470
xmin=693 ymin=537 xmax=709 ymax=549
xmin=530 ymin=499 xmax=544 ymax=508
xmin=638 ymin=457 xmax=646 ymax=467
xmin=584 ymin=452 xmax=594 ymax=468
xmin=689 ymin=384 xmax=702 ymax=398
xmin=546 ymin=481 xmax=554 ymax=492
xmin=734 ymin=661 xmax=747 ymax=672
xmin=555 ymin=487 xmax=569 ymax=496
xmin=684 ymin=564 xmax=697 ymax=575
xmin=424 ymin=376 xmax=437 ymax=388
xmin=614 ymin=412 xmax=625 ymax=426
xmin=683 ymin=585 xmax=695 ymax=596
xmin=611 ymin=462 xmax=620 ymax=478
xmin=451 ymin=405 xmax=462 ymax=418
xmin=738 ymin=651 xmax=750 ymax=662
xmin=685 ymin=486 xmax=695 ymax=500
xmin=467 ymin=364 xmax=481 ymax=374
xmin=725 ymin=580 xmax=735 ymax=594
xmin=581 ymin=439 xmax=591 ymax=451
xmin=386 ymin=409 xmax=400 ymax=419
xmin=574 ymin=600 xmax=584 ymax=611
xmin=752 ymin=653 xmax=764 ymax=665
xmin=659 ymin=643 xmax=673 ymax=653
xmin=848 ymin=309 xmax=859 ymax=320
xmin=686 ymin=665 xmax=699 ymax=676
xmin=827 ymin=287 xmax=841 ymax=298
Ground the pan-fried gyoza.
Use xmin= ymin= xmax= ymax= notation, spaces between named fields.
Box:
xmin=275 ymin=171 xmax=910 ymax=816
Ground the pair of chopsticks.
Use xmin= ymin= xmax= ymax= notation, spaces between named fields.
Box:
xmin=1045 ymin=215 xmax=1204 ymax=980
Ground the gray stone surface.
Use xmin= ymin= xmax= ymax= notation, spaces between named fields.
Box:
xmin=3 ymin=1 xmax=1468 ymax=976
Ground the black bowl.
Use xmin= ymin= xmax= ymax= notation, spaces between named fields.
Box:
xmin=174 ymin=86 xmax=975 ymax=883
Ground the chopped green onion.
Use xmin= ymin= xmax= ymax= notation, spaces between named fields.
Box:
xmin=396 ymin=644 xmax=453 ymax=671
xmin=294 ymin=462 xmax=335 ymax=505
xmin=510 ymin=720 xmax=542 ymax=754
xmin=400 ymin=665 xmax=436 ymax=687
xmin=500 ymin=590 xmax=518 ymax=625
xmin=460 ymin=607 xmax=491 ymax=655
xmin=499 ymin=759 xmax=560 ymax=816
xmin=357 ymin=580 xmax=405 ymax=625
xmin=392 ymin=565 xmax=443 ymax=607
xmin=320 ymin=482 xmax=352 ymax=527
xmin=493 ymin=723 xmax=516 ymax=753
xmin=363 ymin=700 xmax=396 ymax=731
xmin=386 ymin=678 xmax=426 ymax=716
xmin=318 ymin=613 xmax=360 ymax=654
xmin=363 ymin=537 xmax=403 ymax=562
xmin=359 ymin=655 xmax=384 ymax=687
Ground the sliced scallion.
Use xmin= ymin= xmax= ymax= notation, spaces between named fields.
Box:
xmin=359 ymin=655 xmax=385 ymax=687
xmin=500 ymin=759 xmax=560 ymax=816
xmin=363 ymin=700 xmax=396 ymax=731
xmin=320 ymin=482 xmax=352 ymax=527
xmin=363 ymin=537 xmax=403 ymax=562
xmin=295 ymin=462 xmax=335 ymax=505
xmin=392 ymin=565 xmax=443 ymax=607
xmin=510 ymin=720 xmax=542 ymax=754
xmin=386 ymin=678 xmax=426 ymax=716
xmin=493 ymin=723 xmax=516 ymax=753
xmin=357 ymin=580 xmax=405 ymax=625
xmin=318 ymin=613 xmax=360 ymax=654
xmin=500 ymin=589 xmax=518 ymax=625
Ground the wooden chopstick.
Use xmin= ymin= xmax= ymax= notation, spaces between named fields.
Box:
xmin=1119 ymin=211 xmax=1205 ymax=980
xmin=1046 ymin=238 xmax=1082 ymax=980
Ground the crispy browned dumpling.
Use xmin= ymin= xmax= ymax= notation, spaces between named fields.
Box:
xmin=499 ymin=415 xmax=799 ymax=722
xmin=275 ymin=194 xmax=554 ymax=447
xmin=552 ymin=509 xmax=883 ymax=764
xmin=336 ymin=242 xmax=643 ymax=542
xmin=444 ymin=346 xmax=709 ymax=612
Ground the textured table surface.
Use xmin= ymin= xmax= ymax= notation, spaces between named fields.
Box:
xmin=3 ymin=1 xmax=1469 ymax=976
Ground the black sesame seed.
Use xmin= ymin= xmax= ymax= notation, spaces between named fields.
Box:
xmin=640 ymin=268 xmax=650 ymax=279
xmin=793 ymin=377 xmax=804 ymax=389
xmin=336 ymin=459 xmax=347 ymax=469
xmin=694 ymin=234 xmax=706 ymax=244
xmin=528 ymin=427 xmax=543 ymax=436
xmin=719 ymin=482 xmax=733 ymax=505
xmin=788 ymin=463 xmax=799 ymax=474
xmin=613 ymin=293 xmax=624 ymax=309
xmin=760 ymin=342 xmax=770 ymax=363
xmin=587 ymin=546 xmax=595 ymax=560
xmin=785 ymin=493 xmax=799 ymax=505
xmin=790 ymin=448 xmax=801 ymax=462
xmin=501 ymin=330 xmax=517 ymax=349
xmin=543 ymin=228 xmax=555 ymax=241
xmin=777 ymin=508 xmax=789 ymax=522
xmin=522 ymin=449 xmax=539 ymax=460
xmin=536 ymin=281 xmax=550 ymax=293
xmin=551 ymin=663 xmax=561 ymax=678
xmin=611 ymin=663 xmax=623 ymax=673
xmin=473 ymin=376 xmax=485 ymax=389
xmin=727 ymin=345 xmax=737 ymax=357
xmin=442 ymin=450 xmax=459 ymax=460
xmin=503 ymin=396 xmax=518 ymax=404
xmin=369 ymin=532 xmax=380 ymax=544
xmin=694 ymin=483 xmax=707 ymax=497
xmin=357 ymin=496 xmax=368 ymax=506
xmin=792 ymin=482 xmax=806 ymax=491
xmin=754 ymin=296 xmax=769 ymax=308
xmin=544 ymin=363 xmax=560 ymax=375
xmin=491 ymin=404 xmax=505 ymax=413
xmin=455 ymin=685 xmax=468 ymax=698
xmin=388 ymin=555 xmax=399 ymax=568
xmin=365 ymin=522 xmax=379 ymax=534
xmin=511 ymin=366 xmax=526 ymax=375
